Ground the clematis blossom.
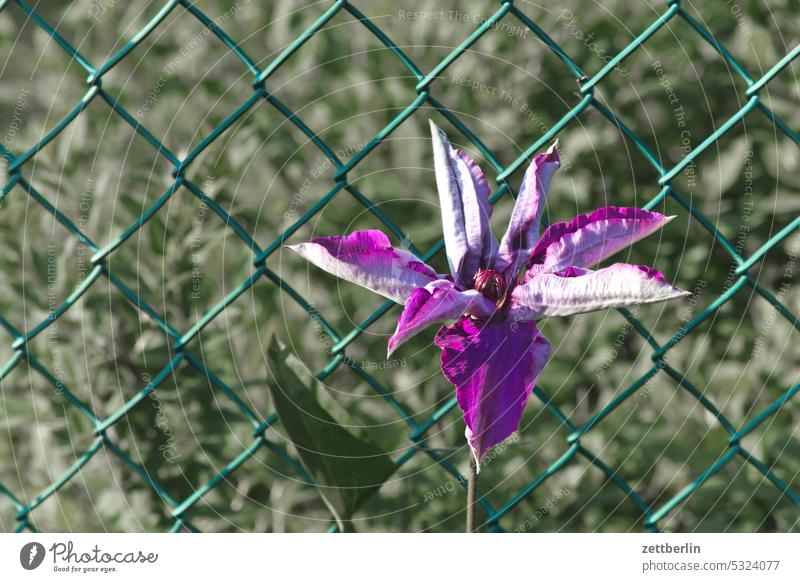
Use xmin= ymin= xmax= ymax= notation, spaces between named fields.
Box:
xmin=289 ymin=121 xmax=689 ymax=467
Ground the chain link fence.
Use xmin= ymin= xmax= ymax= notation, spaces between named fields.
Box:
xmin=0 ymin=0 xmax=798 ymax=532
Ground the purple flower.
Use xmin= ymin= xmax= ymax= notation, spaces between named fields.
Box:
xmin=289 ymin=121 xmax=689 ymax=467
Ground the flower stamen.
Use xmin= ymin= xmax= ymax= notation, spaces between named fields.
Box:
xmin=473 ymin=268 xmax=511 ymax=310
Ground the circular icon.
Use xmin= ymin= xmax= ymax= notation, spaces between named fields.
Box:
xmin=20 ymin=542 xmax=46 ymax=570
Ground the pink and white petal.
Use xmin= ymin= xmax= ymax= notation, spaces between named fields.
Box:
xmin=453 ymin=148 xmax=500 ymax=265
xmin=288 ymin=230 xmax=438 ymax=305
xmin=531 ymin=206 xmax=675 ymax=273
xmin=509 ymin=263 xmax=690 ymax=321
xmin=430 ymin=120 xmax=498 ymax=287
xmin=387 ymin=280 xmax=496 ymax=356
xmin=496 ymin=142 xmax=560 ymax=274
xmin=435 ymin=317 xmax=552 ymax=467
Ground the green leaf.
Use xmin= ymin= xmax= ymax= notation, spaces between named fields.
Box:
xmin=266 ymin=338 xmax=396 ymax=531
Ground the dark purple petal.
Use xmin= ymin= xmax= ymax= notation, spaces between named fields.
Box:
xmin=554 ymin=266 xmax=591 ymax=278
xmin=430 ymin=121 xmax=498 ymax=287
xmin=435 ymin=317 xmax=552 ymax=465
xmin=530 ymin=206 xmax=674 ymax=273
xmin=288 ymin=230 xmax=438 ymax=304
xmin=387 ymin=280 xmax=496 ymax=355
xmin=509 ymin=262 xmax=690 ymax=321
xmin=496 ymin=142 xmax=560 ymax=275
xmin=407 ymin=261 xmax=437 ymax=277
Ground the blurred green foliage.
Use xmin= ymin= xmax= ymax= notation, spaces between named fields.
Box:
xmin=0 ymin=0 xmax=798 ymax=532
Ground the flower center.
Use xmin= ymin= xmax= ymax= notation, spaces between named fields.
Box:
xmin=473 ymin=268 xmax=510 ymax=309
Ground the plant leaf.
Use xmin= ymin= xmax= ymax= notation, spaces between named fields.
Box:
xmin=266 ymin=338 xmax=396 ymax=531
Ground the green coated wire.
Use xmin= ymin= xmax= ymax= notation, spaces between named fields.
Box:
xmin=0 ymin=0 xmax=797 ymax=533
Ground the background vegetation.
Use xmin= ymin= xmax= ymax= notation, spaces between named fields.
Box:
xmin=0 ymin=0 xmax=798 ymax=532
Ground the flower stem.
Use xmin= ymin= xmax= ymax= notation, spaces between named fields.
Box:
xmin=466 ymin=456 xmax=477 ymax=533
